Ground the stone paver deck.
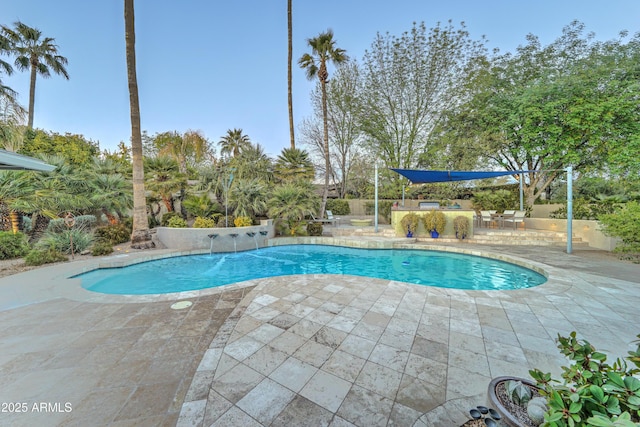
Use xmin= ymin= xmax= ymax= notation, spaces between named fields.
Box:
xmin=0 ymin=237 xmax=638 ymax=426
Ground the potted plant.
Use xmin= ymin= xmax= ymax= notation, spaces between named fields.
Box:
xmin=488 ymin=332 xmax=640 ymax=427
xmin=422 ymin=209 xmax=446 ymax=238
xmin=487 ymin=376 xmax=546 ymax=427
xmin=400 ymin=213 xmax=420 ymax=237
xmin=453 ymin=216 xmax=470 ymax=240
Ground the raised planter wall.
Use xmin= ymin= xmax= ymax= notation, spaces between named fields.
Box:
xmin=156 ymin=220 xmax=275 ymax=252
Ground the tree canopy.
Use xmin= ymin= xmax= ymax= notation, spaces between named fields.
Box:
xmin=440 ymin=21 xmax=640 ymax=206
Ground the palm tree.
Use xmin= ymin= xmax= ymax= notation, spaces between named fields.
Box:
xmin=0 ymin=30 xmax=20 ymax=110
xmin=229 ymin=178 xmax=268 ymax=219
xmin=124 ymin=0 xmax=153 ymax=248
xmin=233 ymin=143 xmax=273 ymax=182
xmin=154 ymin=129 xmax=210 ymax=175
xmin=299 ymin=30 xmax=348 ymax=217
xmin=0 ymin=171 xmax=30 ymax=232
xmin=0 ymin=94 xmax=26 ymax=152
xmin=287 ymin=0 xmax=295 ymax=149
xmin=144 ymin=156 xmax=186 ymax=213
xmin=0 ymin=31 xmax=13 ymax=77
xmin=86 ymin=171 xmax=133 ymax=224
xmin=274 ymin=147 xmax=315 ymax=183
xmin=267 ymin=183 xmax=319 ymax=235
xmin=2 ymin=22 xmax=69 ymax=128
xmin=219 ymin=128 xmax=251 ymax=158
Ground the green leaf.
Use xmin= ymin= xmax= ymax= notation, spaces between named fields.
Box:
xmin=606 ymin=396 xmax=622 ymax=415
xmin=607 ymin=372 xmax=626 ymax=388
xmin=603 ymin=383 xmax=624 ymax=393
xmin=585 ymin=414 xmax=615 ymax=427
xmin=552 ymin=390 xmax=565 ymax=407
xmin=592 ymin=352 xmax=607 ymax=361
xmin=569 ymin=401 xmax=583 ymax=414
xmin=590 ymin=385 xmax=605 ymax=403
xmin=623 ymin=376 xmax=640 ymax=392
xmin=547 ymin=412 xmax=564 ymax=422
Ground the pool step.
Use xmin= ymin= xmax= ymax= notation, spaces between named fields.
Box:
xmin=418 ymin=230 xmax=586 ymax=247
xmin=332 ymin=226 xmax=587 ymax=247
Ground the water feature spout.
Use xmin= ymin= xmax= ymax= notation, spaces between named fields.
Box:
xmin=229 ymin=233 xmax=239 ymax=253
xmin=246 ymin=232 xmax=258 ymax=250
xmin=208 ymin=234 xmax=219 ymax=255
xmin=258 ymin=230 xmax=268 ymax=250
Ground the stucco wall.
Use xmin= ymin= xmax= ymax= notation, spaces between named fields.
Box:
xmin=156 ymin=220 xmax=274 ymax=252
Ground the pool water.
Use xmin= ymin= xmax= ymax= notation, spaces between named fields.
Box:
xmin=78 ymin=245 xmax=546 ymax=295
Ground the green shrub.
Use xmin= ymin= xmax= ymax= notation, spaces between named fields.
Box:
xmin=192 ymin=216 xmax=217 ymax=228
xmin=234 ymin=216 xmax=253 ymax=227
xmin=167 ymin=216 xmax=187 ymax=228
xmin=217 ymin=215 xmax=235 ymax=228
xmin=364 ymin=200 xmax=393 ymax=222
xmin=599 ymin=201 xmax=640 ymax=261
xmin=0 ymin=232 xmax=30 ymax=260
xmin=453 ymin=216 xmax=470 ymax=240
xmin=471 ymin=189 xmax=517 ymax=213
xmin=22 ymin=216 xmax=32 ymax=233
xmin=36 ymin=230 xmax=94 ymax=254
xmin=551 ymin=198 xmax=623 ymax=220
xmin=91 ymin=241 xmax=114 ymax=256
xmin=121 ymin=216 xmax=133 ymax=230
xmin=46 ymin=218 xmax=66 ymax=233
xmin=94 ymin=223 xmax=131 ymax=245
xmin=326 ymin=199 xmax=350 ymax=215
xmin=400 ymin=213 xmax=420 ymax=234
xmin=74 ymin=215 xmax=97 ymax=229
xmin=161 ymin=212 xmax=179 ymax=226
xmin=182 ymin=193 xmax=219 ymax=218
xmin=306 ymin=222 xmax=323 ymax=236
xmin=46 ymin=215 xmax=97 ymax=232
xmin=24 ymin=247 xmax=67 ymax=266
xmin=530 ymin=332 xmax=640 ymax=427
xmin=422 ymin=210 xmax=446 ymax=234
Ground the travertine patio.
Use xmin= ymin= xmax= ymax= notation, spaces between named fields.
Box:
xmin=0 ymin=239 xmax=638 ymax=426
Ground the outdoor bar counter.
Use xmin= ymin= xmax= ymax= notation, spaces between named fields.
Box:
xmin=390 ymin=206 xmax=475 ymax=238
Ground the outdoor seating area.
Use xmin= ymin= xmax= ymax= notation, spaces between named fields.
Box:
xmin=478 ymin=210 xmax=526 ymax=229
xmin=310 ymin=210 xmax=341 ymax=226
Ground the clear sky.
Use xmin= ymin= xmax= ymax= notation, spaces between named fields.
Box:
xmin=2 ymin=0 xmax=639 ymax=157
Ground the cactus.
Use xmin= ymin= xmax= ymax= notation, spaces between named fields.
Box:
xmin=505 ymin=380 xmax=532 ymax=406
xmin=527 ymin=396 xmax=548 ymax=426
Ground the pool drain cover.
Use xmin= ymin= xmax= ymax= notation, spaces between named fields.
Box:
xmin=171 ymin=301 xmax=193 ymax=310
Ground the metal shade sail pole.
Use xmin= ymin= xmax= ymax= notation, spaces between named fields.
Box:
xmin=566 ymin=166 xmax=573 ymax=254
xmin=374 ymin=162 xmax=379 ymax=233
xmin=519 ymin=173 xmax=524 ymax=211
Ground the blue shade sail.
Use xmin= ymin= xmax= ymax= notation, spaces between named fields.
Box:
xmin=391 ymin=168 xmax=533 ymax=183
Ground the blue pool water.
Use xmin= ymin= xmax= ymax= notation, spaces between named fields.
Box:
xmin=78 ymin=245 xmax=546 ymax=295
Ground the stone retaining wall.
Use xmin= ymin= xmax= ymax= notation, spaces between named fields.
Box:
xmin=156 ymin=220 xmax=274 ymax=252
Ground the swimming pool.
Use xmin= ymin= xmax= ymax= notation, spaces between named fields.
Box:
xmin=78 ymin=245 xmax=546 ymax=295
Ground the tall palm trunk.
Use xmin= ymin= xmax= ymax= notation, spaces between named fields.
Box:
xmin=27 ymin=58 xmax=37 ymax=128
xmin=319 ymin=67 xmax=329 ymax=217
xmin=125 ymin=0 xmax=153 ymax=249
xmin=287 ymin=0 xmax=295 ymax=149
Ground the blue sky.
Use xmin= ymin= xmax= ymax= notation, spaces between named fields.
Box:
xmin=2 ymin=0 xmax=639 ymax=157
